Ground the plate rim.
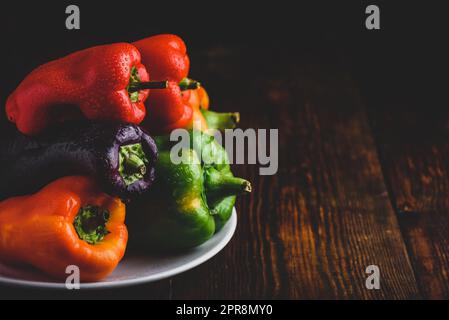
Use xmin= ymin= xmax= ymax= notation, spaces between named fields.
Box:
xmin=0 ymin=208 xmax=237 ymax=290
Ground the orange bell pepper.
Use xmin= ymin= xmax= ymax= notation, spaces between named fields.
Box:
xmin=191 ymin=107 xmax=209 ymax=132
xmin=197 ymin=86 xmax=210 ymax=110
xmin=183 ymin=86 xmax=239 ymax=131
xmin=183 ymin=87 xmax=209 ymax=131
xmin=0 ymin=176 xmax=128 ymax=282
xmin=182 ymin=86 xmax=209 ymax=111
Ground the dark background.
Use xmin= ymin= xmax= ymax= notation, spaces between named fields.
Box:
xmin=1 ymin=1 xmax=449 ymax=299
xmin=0 ymin=1 xmax=445 ymax=119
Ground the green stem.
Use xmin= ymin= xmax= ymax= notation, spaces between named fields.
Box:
xmin=201 ymin=110 xmax=240 ymax=130
xmin=74 ymin=206 xmax=110 ymax=245
xmin=125 ymin=153 xmax=147 ymax=175
xmin=179 ymin=78 xmax=201 ymax=91
xmin=128 ymin=80 xmax=169 ymax=92
xmin=128 ymin=77 xmax=200 ymax=94
xmin=119 ymin=143 xmax=149 ymax=186
xmin=127 ymin=66 xmax=167 ymax=102
xmin=205 ymin=169 xmax=252 ymax=199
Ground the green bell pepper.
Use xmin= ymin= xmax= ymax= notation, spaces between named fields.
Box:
xmin=128 ymin=129 xmax=251 ymax=250
xmin=201 ymin=109 xmax=240 ymax=130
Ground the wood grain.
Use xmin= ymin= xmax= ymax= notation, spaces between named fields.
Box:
xmin=169 ymin=48 xmax=420 ymax=299
xmin=369 ymin=107 xmax=449 ymax=299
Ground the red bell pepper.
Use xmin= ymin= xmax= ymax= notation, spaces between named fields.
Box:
xmin=6 ymin=43 xmax=166 ymax=135
xmin=134 ymin=35 xmax=200 ymax=133
xmin=133 ymin=34 xmax=190 ymax=82
xmin=134 ymin=34 xmax=239 ymax=133
xmin=143 ymin=81 xmax=193 ymax=133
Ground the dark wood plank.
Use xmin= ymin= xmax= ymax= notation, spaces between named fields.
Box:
xmin=169 ymin=48 xmax=420 ymax=299
xmin=369 ymin=106 xmax=449 ymax=299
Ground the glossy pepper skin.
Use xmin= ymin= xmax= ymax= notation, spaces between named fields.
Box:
xmin=181 ymin=88 xmax=208 ymax=131
xmin=0 ymin=176 xmax=128 ymax=281
xmin=133 ymin=34 xmax=189 ymax=82
xmin=6 ymin=43 xmax=150 ymax=135
xmin=144 ymin=84 xmax=239 ymax=134
xmin=0 ymin=122 xmax=158 ymax=201
xmin=143 ymin=81 xmax=193 ymax=133
xmin=127 ymin=130 xmax=251 ymax=250
xmin=134 ymin=35 xmax=193 ymax=133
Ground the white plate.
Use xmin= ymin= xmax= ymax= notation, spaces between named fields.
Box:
xmin=0 ymin=208 xmax=237 ymax=290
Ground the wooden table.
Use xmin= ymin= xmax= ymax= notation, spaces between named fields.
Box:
xmin=1 ymin=46 xmax=447 ymax=299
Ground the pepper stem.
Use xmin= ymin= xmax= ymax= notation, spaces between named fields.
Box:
xmin=74 ymin=206 xmax=110 ymax=245
xmin=128 ymin=78 xmax=201 ymax=93
xmin=125 ymin=153 xmax=147 ymax=175
xmin=201 ymin=110 xmax=240 ymax=130
xmin=119 ymin=143 xmax=149 ymax=186
xmin=205 ymin=169 xmax=252 ymax=198
xmin=128 ymin=80 xmax=169 ymax=92
xmin=179 ymin=78 xmax=201 ymax=91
